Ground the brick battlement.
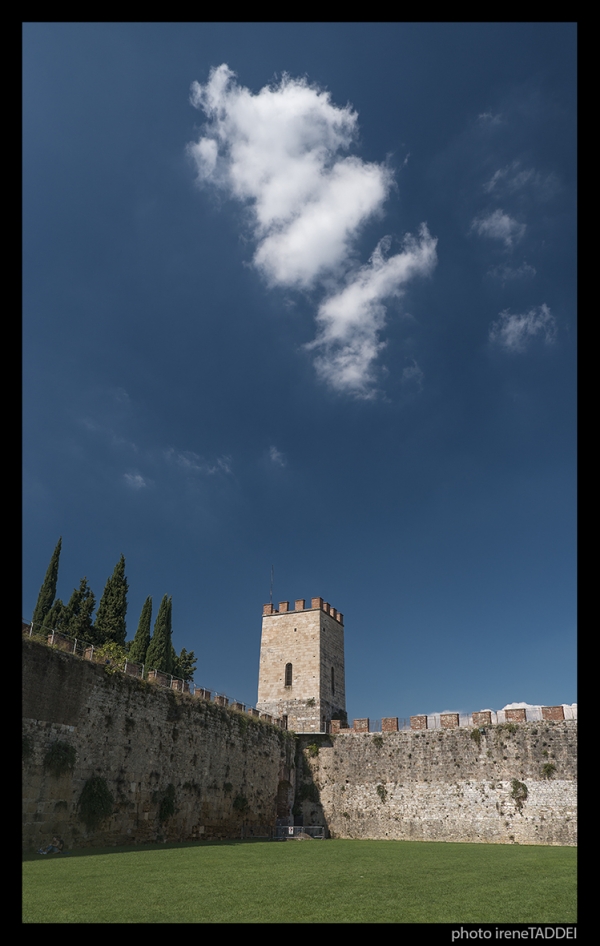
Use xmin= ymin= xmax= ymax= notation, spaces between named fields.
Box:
xmin=330 ymin=705 xmax=576 ymax=733
xmin=262 ymin=597 xmax=344 ymax=624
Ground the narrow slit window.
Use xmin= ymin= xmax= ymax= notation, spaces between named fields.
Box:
xmin=285 ymin=663 xmax=293 ymax=687
xmin=331 ymin=666 xmax=335 ymax=695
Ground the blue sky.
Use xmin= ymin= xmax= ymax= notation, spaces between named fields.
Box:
xmin=23 ymin=23 xmax=576 ymax=721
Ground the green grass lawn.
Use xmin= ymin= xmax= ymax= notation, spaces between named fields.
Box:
xmin=22 ymin=838 xmax=576 ymax=924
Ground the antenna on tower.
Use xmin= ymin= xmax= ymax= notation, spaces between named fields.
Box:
xmin=269 ymin=565 xmax=274 ymax=605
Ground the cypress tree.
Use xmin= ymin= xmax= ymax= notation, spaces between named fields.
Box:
xmin=42 ymin=598 xmax=66 ymax=633
xmin=62 ymin=578 xmax=96 ymax=642
xmin=145 ymin=595 xmax=173 ymax=674
xmin=94 ymin=555 xmax=128 ymax=645
xmin=128 ymin=596 xmax=152 ymax=666
xmin=172 ymin=647 xmax=197 ymax=683
xmin=31 ymin=538 xmax=62 ymax=633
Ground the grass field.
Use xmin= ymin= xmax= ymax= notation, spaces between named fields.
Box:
xmin=22 ymin=838 xmax=576 ymax=924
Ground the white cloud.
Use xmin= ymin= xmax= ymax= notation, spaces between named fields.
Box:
xmin=123 ymin=473 xmax=148 ymax=489
xmin=489 ymin=304 xmax=557 ymax=352
xmin=471 ymin=209 xmax=525 ymax=248
xmin=269 ymin=446 xmax=286 ymax=467
xmin=309 ymin=229 xmax=437 ymax=396
xmin=188 ymin=65 xmax=437 ymax=395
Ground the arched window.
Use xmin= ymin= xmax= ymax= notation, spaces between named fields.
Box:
xmin=331 ymin=666 xmax=335 ymax=695
xmin=285 ymin=663 xmax=293 ymax=687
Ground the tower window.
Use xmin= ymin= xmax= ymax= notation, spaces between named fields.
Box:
xmin=285 ymin=663 xmax=293 ymax=687
xmin=331 ymin=666 xmax=335 ymax=695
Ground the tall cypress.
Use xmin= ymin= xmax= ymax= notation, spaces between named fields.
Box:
xmin=94 ymin=555 xmax=128 ymax=645
xmin=31 ymin=538 xmax=62 ymax=633
xmin=62 ymin=578 xmax=96 ymax=642
xmin=42 ymin=598 xmax=66 ymax=633
xmin=145 ymin=595 xmax=173 ymax=674
xmin=128 ymin=596 xmax=152 ymax=666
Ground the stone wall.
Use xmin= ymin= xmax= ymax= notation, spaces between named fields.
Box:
xmin=295 ymin=723 xmax=577 ymax=846
xmin=22 ymin=638 xmax=295 ymax=851
xmin=22 ymin=637 xmax=577 ymax=851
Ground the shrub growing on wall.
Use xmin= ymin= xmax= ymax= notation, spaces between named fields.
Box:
xmin=159 ymin=784 xmax=176 ymax=822
xmin=510 ymin=779 xmax=528 ymax=811
xmin=78 ymin=776 xmax=114 ymax=830
xmin=44 ymin=741 xmax=77 ymax=777
xmin=22 ymin=734 xmax=33 ymax=763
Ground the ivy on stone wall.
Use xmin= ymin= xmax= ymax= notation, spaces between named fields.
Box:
xmin=158 ymin=784 xmax=176 ymax=822
xmin=510 ymin=779 xmax=528 ymax=811
xmin=44 ymin=741 xmax=77 ymax=777
xmin=78 ymin=776 xmax=114 ymax=830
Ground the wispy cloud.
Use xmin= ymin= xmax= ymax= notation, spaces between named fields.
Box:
xmin=483 ymin=161 xmax=558 ymax=200
xmin=484 ymin=162 xmax=533 ymax=194
xmin=487 ymin=262 xmax=536 ymax=282
xmin=188 ymin=64 xmax=437 ymax=396
xmin=268 ymin=446 xmax=286 ymax=467
xmin=471 ymin=209 xmax=525 ymax=248
xmin=489 ymin=304 xmax=557 ymax=352
xmin=123 ymin=473 xmax=148 ymax=489
xmin=401 ymin=358 xmax=424 ymax=391
xmin=478 ymin=111 xmax=503 ymax=126
xmin=165 ymin=448 xmax=232 ymax=476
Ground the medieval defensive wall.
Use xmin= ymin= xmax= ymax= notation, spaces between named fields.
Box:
xmin=22 ymin=636 xmax=576 ymax=850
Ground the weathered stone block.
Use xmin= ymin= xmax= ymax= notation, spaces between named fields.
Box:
xmin=542 ymin=705 xmax=565 ymax=721
xmin=505 ymin=708 xmax=526 ymax=722
xmin=411 ymin=715 xmax=428 ymax=730
xmin=472 ymin=711 xmax=492 ymax=726
xmin=441 ymin=714 xmax=459 ymax=729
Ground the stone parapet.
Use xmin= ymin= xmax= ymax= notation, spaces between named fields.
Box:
xmin=411 ymin=715 xmax=428 ymax=730
xmin=505 ymin=708 xmax=527 ymax=723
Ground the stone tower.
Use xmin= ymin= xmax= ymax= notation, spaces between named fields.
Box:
xmin=257 ymin=597 xmax=346 ymax=733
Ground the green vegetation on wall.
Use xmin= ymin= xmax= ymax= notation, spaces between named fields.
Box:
xmin=158 ymin=784 xmax=176 ymax=822
xmin=44 ymin=741 xmax=77 ymax=777
xmin=510 ymin=779 xmax=528 ymax=811
xmin=78 ymin=777 xmax=114 ymax=830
